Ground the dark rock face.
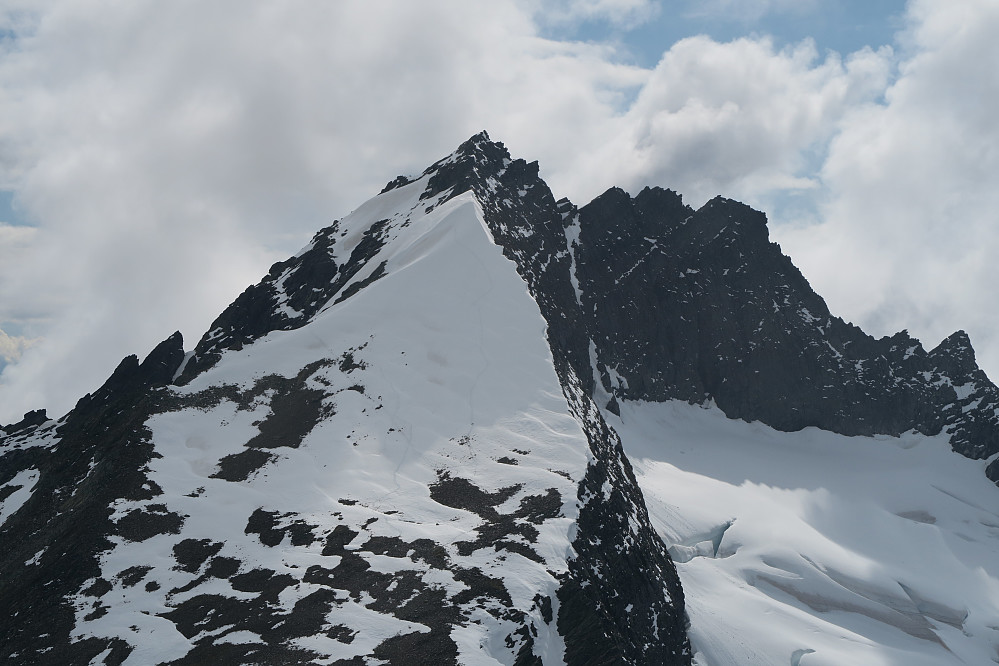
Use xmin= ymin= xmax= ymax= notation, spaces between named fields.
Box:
xmin=556 ymin=369 xmax=690 ymax=666
xmin=0 ymin=332 xmax=186 ymax=664
xmin=571 ymin=186 xmax=999 ymax=464
xmin=177 ymin=219 xmax=390 ymax=382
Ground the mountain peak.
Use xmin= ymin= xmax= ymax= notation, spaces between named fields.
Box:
xmin=380 ymin=131 xmax=506 ymax=194
xmin=456 ymin=129 xmax=497 ymax=154
xmin=935 ymin=328 xmax=974 ymax=354
xmin=930 ymin=329 xmax=978 ymax=376
xmin=440 ymin=130 xmax=511 ymax=171
xmin=693 ymin=194 xmax=770 ymax=243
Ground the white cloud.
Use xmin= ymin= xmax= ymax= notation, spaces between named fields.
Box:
xmin=0 ymin=327 xmax=35 ymax=364
xmin=0 ymin=221 xmax=35 ymax=249
xmin=0 ymin=0 xmax=646 ymax=421
xmin=776 ymin=0 xmax=999 ymax=373
xmin=0 ymin=0 xmax=996 ymax=421
xmin=561 ymin=36 xmax=892 ymax=209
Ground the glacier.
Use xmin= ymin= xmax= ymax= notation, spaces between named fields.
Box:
xmin=616 ymin=400 xmax=999 ymax=665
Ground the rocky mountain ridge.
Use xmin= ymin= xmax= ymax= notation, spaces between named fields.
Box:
xmin=2 ymin=131 xmax=998 ymax=665
xmin=569 ymin=182 xmax=999 ymax=463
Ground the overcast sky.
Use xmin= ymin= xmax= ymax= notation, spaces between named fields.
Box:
xmin=0 ymin=0 xmax=996 ymax=423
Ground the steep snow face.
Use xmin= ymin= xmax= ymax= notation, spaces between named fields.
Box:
xmin=70 ymin=189 xmax=591 ymax=664
xmin=613 ymin=400 xmax=999 ymax=665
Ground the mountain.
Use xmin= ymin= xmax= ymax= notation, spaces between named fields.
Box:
xmin=0 ymin=134 xmax=688 ymax=665
xmin=572 ymin=185 xmax=999 ymax=458
xmin=2 ymin=132 xmax=999 ymax=665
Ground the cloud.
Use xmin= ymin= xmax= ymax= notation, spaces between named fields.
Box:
xmin=0 ymin=327 xmax=35 ymax=364
xmin=560 ymin=36 xmax=892 ymax=209
xmin=776 ymin=0 xmax=999 ymax=373
xmin=0 ymin=0 xmax=995 ymax=421
xmin=0 ymin=221 xmax=35 ymax=250
xmin=0 ymin=0 xmax=647 ymax=421
xmin=0 ymin=223 xmax=44 ymax=320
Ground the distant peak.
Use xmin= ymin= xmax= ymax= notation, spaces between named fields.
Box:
xmin=380 ymin=131 xmax=508 ymax=195
xmin=700 ymin=195 xmax=751 ymax=212
xmin=934 ymin=330 xmax=974 ymax=355
xmin=692 ymin=195 xmax=770 ymax=243
xmin=465 ymin=129 xmax=492 ymax=144
xmin=634 ymin=186 xmax=688 ymax=218
xmin=593 ymin=186 xmax=632 ymax=203
xmin=452 ymin=130 xmax=510 ymax=165
xmin=929 ymin=329 xmax=978 ymax=377
xmin=637 ymin=185 xmax=683 ymax=200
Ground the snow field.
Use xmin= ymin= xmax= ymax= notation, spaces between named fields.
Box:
xmin=613 ymin=399 xmax=999 ymax=665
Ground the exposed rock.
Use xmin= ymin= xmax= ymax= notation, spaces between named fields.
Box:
xmin=572 ymin=186 xmax=999 ymax=462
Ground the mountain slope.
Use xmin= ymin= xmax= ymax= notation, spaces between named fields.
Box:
xmin=618 ymin=400 xmax=999 ymax=665
xmin=569 ymin=186 xmax=999 ymax=462
xmin=3 ymin=131 xmax=999 ymax=665
xmin=0 ymin=137 xmax=689 ymax=665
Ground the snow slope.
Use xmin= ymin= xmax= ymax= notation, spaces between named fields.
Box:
xmin=1 ymin=131 xmax=691 ymax=666
xmin=69 ymin=185 xmax=590 ymax=664
xmin=612 ymin=399 xmax=999 ymax=665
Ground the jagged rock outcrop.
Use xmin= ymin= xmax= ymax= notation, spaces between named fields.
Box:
xmin=568 ymin=185 xmax=999 ymax=466
xmin=0 ymin=335 xmax=187 ymax=664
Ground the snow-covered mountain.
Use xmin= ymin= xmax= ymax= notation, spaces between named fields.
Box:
xmin=2 ymin=132 xmax=999 ymax=665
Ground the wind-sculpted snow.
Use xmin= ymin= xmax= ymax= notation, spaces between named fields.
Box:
xmin=177 ymin=171 xmax=457 ymax=383
xmin=615 ymin=399 xmax=999 ymax=665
